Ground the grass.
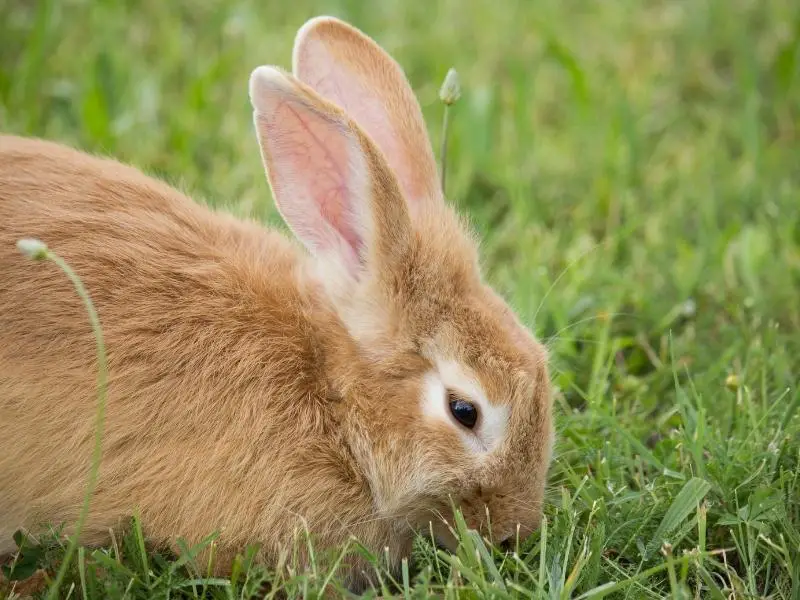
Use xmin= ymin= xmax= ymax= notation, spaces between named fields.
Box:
xmin=1 ymin=0 xmax=799 ymax=597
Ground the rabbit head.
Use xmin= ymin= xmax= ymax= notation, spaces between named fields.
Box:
xmin=248 ymin=17 xmax=553 ymax=553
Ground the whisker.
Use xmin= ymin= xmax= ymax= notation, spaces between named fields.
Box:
xmin=531 ymin=238 xmax=610 ymax=326
xmin=544 ymin=311 xmax=641 ymax=345
xmin=316 ymin=513 xmax=400 ymax=537
xmin=530 ymin=216 xmax=647 ymax=327
xmin=544 ymin=336 xmax=613 ymax=347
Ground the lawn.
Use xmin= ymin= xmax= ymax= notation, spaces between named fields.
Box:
xmin=1 ymin=0 xmax=799 ymax=598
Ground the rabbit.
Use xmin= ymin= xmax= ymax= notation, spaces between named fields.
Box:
xmin=0 ymin=16 xmax=554 ymax=592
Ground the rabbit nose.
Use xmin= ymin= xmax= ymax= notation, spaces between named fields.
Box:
xmin=497 ymin=533 xmax=516 ymax=553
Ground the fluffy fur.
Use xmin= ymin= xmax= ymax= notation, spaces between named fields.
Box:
xmin=0 ymin=16 xmax=553 ymax=591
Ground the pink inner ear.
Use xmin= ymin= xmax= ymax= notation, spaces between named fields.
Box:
xmin=260 ymin=99 xmax=365 ymax=271
xmin=295 ymin=38 xmax=420 ymax=207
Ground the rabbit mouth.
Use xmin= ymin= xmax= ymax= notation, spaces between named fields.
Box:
xmin=412 ymin=516 xmax=461 ymax=553
xmin=433 ymin=536 xmax=459 ymax=553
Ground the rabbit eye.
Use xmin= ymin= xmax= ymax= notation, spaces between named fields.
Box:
xmin=448 ymin=391 xmax=478 ymax=429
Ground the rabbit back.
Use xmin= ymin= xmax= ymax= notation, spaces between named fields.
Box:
xmin=0 ymin=135 xmax=353 ymax=558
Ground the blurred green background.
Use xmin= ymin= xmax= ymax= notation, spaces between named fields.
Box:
xmin=1 ymin=0 xmax=799 ymax=596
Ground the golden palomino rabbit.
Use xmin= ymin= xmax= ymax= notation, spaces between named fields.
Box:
xmin=0 ymin=16 xmax=553 ymax=591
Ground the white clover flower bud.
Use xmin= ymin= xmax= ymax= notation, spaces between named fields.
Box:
xmin=439 ymin=68 xmax=461 ymax=105
xmin=16 ymin=238 xmax=49 ymax=261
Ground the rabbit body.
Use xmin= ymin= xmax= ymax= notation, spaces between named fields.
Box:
xmin=0 ymin=135 xmax=376 ymax=569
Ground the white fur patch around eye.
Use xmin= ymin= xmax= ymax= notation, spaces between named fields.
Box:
xmin=421 ymin=359 xmax=509 ymax=455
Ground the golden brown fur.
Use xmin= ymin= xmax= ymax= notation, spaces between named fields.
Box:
xmin=0 ymin=17 xmax=553 ymax=591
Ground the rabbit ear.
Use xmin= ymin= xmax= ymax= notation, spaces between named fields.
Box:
xmin=292 ymin=16 xmax=442 ymax=214
xmin=249 ymin=66 xmax=410 ymax=281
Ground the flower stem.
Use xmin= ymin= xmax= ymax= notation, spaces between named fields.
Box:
xmin=17 ymin=241 xmax=108 ymax=600
xmin=440 ymin=104 xmax=452 ymax=196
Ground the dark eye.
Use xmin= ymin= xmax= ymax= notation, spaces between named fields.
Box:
xmin=448 ymin=392 xmax=478 ymax=429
